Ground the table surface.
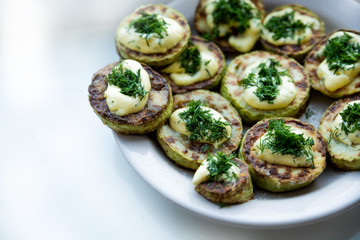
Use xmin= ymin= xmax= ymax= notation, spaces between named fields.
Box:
xmin=0 ymin=0 xmax=359 ymax=239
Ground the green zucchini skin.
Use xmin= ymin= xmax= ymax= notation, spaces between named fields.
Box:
xmin=160 ymin=36 xmax=226 ymax=94
xmin=157 ymin=90 xmax=243 ymax=170
xmin=220 ymin=51 xmax=310 ymax=124
xmin=115 ymin=4 xmax=191 ymax=68
xmin=88 ymin=61 xmax=173 ymax=135
xmin=239 ymin=117 xmax=326 ymax=192
xmin=195 ymin=158 xmax=254 ymax=204
xmin=305 ymin=29 xmax=360 ymax=99
xmin=260 ymin=4 xmax=325 ymax=61
xmin=318 ymin=94 xmax=360 ymax=170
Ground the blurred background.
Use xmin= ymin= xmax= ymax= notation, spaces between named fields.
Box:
xmin=0 ymin=0 xmax=359 ymax=239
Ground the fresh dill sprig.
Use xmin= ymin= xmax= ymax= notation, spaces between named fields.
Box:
xmin=240 ymin=59 xmax=290 ymax=103
xmin=106 ymin=62 xmax=148 ymax=100
xmin=327 ymin=126 xmax=341 ymax=145
xmin=339 ymin=102 xmax=360 ymax=135
xmin=206 ymin=152 xmax=238 ymax=182
xmin=323 ymin=32 xmax=360 ymax=74
xmin=179 ymin=100 xmax=230 ymax=143
xmin=129 ymin=12 xmax=168 ymax=45
xmin=204 ymin=0 xmax=256 ymax=40
xmin=305 ymin=108 xmax=314 ymax=119
xmin=264 ymin=10 xmax=308 ymax=41
xmin=179 ymin=42 xmax=201 ymax=75
xmin=261 ymin=119 xmax=315 ymax=167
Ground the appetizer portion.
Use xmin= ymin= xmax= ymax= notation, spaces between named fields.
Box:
xmin=260 ymin=4 xmax=324 ymax=60
xmin=88 ymin=59 xmax=172 ymax=134
xmin=157 ymin=90 xmax=242 ymax=170
xmin=195 ymin=0 xmax=265 ymax=53
xmin=239 ymin=118 xmax=326 ymax=192
xmin=193 ymin=152 xmax=253 ymax=204
xmin=115 ymin=4 xmax=191 ymax=67
xmin=318 ymin=94 xmax=360 ymax=170
xmin=220 ymin=51 xmax=310 ymax=123
xmin=305 ymin=29 xmax=360 ymax=98
xmin=160 ymin=36 xmax=226 ymax=93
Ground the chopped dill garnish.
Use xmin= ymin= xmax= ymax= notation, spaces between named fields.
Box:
xmin=240 ymin=59 xmax=290 ymax=103
xmin=260 ymin=119 xmax=315 ymax=167
xmin=339 ymin=102 xmax=360 ymax=135
xmin=264 ymin=10 xmax=308 ymax=41
xmin=206 ymin=152 xmax=238 ymax=182
xmin=323 ymin=32 xmax=360 ymax=74
xmin=179 ymin=100 xmax=230 ymax=143
xmin=129 ymin=12 xmax=168 ymax=45
xmin=327 ymin=126 xmax=340 ymax=145
xmin=203 ymin=0 xmax=257 ymax=40
xmin=179 ymin=42 xmax=201 ymax=74
xmin=106 ymin=62 xmax=148 ymax=100
xmin=305 ymin=108 xmax=314 ymax=119
xmin=217 ymin=202 xmax=230 ymax=208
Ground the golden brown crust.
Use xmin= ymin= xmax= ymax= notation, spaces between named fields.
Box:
xmin=304 ymin=29 xmax=360 ymax=98
xmin=260 ymin=4 xmax=325 ymax=60
xmin=88 ymin=61 xmax=171 ymax=133
xmin=194 ymin=0 xmax=265 ymax=53
xmin=240 ymin=117 xmax=326 ymax=192
xmin=161 ymin=35 xmax=226 ymax=94
xmin=115 ymin=4 xmax=191 ymax=67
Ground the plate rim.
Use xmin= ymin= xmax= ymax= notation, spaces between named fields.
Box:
xmin=114 ymin=132 xmax=360 ymax=228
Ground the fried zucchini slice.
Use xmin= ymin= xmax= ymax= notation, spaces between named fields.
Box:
xmin=260 ymin=4 xmax=325 ymax=61
xmin=239 ymin=117 xmax=326 ymax=192
xmin=194 ymin=157 xmax=253 ymax=204
xmin=160 ymin=36 xmax=226 ymax=94
xmin=318 ymin=94 xmax=360 ymax=170
xmin=305 ymin=29 xmax=360 ymax=98
xmin=115 ymin=4 xmax=191 ymax=67
xmin=220 ymin=51 xmax=310 ymax=124
xmin=88 ymin=61 xmax=172 ymax=134
xmin=157 ymin=90 xmax=243 ymax=170
xmin=194 ymin=0 xmax=265 ymax=53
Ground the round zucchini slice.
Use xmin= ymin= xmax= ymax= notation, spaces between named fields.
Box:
xmin=220 ymin=51 xmax=310 ymax=124
xmin=160 ymin=36 xmax=226 ymax=94
xmin=157 ymin=89 xmax=243 ymax=170
xmin=88 ymin=61 xmax=172 ymax=134
xmin=115 ymin=4 xmax=191 ymax=67
xmin=318 ymin=94 xmax=360 ymax=170
xmin=195 ymin=158 xmax=253 ymax=204
xmin=239 ymin=117 xmax=327 ymax=192
xmin=260 ymin=4 xmax=325 ymax=61
xmin=305 ymin=29 xmax=360 ymax=99
xmin=194 ymin=0 xmax=265 ymax=53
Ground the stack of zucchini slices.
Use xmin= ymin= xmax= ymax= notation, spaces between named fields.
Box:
xmin=89 ymin=0 xmax=360 ymax=206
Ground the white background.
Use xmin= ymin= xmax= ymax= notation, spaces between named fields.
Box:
xmin=0 ymin=0 xmax=359 ymax=239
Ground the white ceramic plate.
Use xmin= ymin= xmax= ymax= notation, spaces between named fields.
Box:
xmin=114 ymin=0 xmax=360 ymax=228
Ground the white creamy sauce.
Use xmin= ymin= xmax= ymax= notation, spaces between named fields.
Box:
xmin=104 ymin=60 xmax=151 ymax=116
xmin=192 ymin=156 xmax=240 ymax=185
xmin=169 ymin=106 xmax=231 ymax=148
xmin=332 ymin=100 xmax=360 ymax=146
xmin=228 ymin=18 xmax=261 ymax=52
xmin=161 ymin=43 xmax=219 ymax=86
xmin=118 ymin=14 xmax=184 ymax=54
xmin=316 ymin=31 xmax=360 ymax=92
xmin=262 ymin=7 xmax=320 ymax=46
xmin=254 ymin=125 xmax=313 ymax=167
xmin=204 ymin=0 xmax=260 ymax=52
xmin=242 ymin=59 xmax=297 ymax=110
